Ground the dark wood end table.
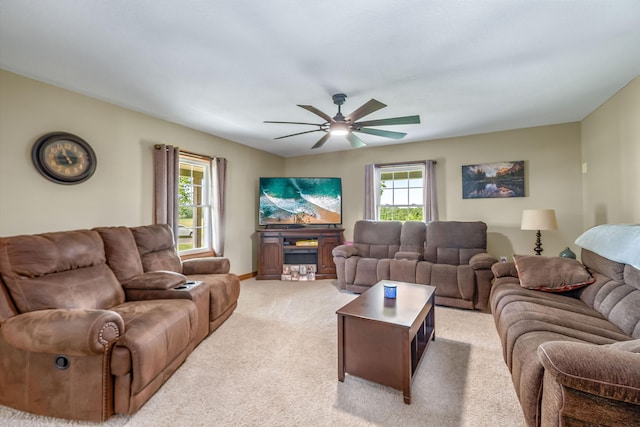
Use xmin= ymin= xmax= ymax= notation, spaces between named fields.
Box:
xmin=336 ymin=280 xmax=436 ymax=404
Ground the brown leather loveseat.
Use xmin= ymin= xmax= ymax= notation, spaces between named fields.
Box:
xmin=332 ymin=220 xmax=497 ymax=310
xmin=0 ymin=224 xmax=240 ymax=422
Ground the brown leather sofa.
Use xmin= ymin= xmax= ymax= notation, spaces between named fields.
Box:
xmin=332 ymin=220 xmax=497 ymax=310
xmin=490 ymin=226 xmax=640 ymax=426
xmin=0 ymin=224 xmax=240 ymax=421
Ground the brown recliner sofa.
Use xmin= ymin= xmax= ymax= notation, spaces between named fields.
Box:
xmin=490 ymin=224 xmax=640 ymax=426
xmin=0 ymin=224 xmax=240 ymax=422
xmin=332 ymin=220 xmax=497 ymax=310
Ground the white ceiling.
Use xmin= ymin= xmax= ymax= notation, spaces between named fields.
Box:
xmin=1 ymin=1 xmax=640 ymax=158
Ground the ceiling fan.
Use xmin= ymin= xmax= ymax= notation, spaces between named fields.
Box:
xmin=264 ymin=93 xmax=421 ymax=149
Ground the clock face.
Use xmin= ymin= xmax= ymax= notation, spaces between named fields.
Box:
xmin=32 ymin=132 xmax=96 ymax=184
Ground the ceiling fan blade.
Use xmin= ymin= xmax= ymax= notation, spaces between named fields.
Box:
xmin=297 ymin=105 xmax=333 ymax=122
xmin=346 ymin=132 xmax=367 ymax=149
xmin=264 ymin=120 xmax=323 ymax=126
xmin=346 ymin=99 xmax=387 ymax=122
xmin=355 ymin=115 xmax=421 ymax=127
xmin=354 ymin=128 xmax=407 ymax=140
xmin=311 ymin=132 xmax=331 ymax=149
xmin=274 ymin=129 xmax=323 ymax=140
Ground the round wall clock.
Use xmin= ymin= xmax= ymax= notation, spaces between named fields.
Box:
xmin=32 ymin=132 xmax=97 ymax=184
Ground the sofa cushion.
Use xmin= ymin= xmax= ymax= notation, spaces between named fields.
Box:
xmin=399 ymin=221 xmax=426 ymax=254
xmin=110 ymin=299 xmax=197 ymax=394
xmin=435 ymin=247 xmax=485 ymax=266
xmin=624 ymin=264 xmax=640 ymax=290
xmin=354 ymin=220 xmax=402 ymax=245
xmin=352 ymin=220 xmax=402 ymax=259
xmin=514 ymin=255 xmax=595 ymax=292
xmin=187 ymin=273 xmax=241 ymax=321
xmin=351 ymin=257 xmax=380 ymax=286
xmin=580 ymin=274 xmax=640 ymax=339
xmin=424 ymin=221 xmax=487 ymax=263
xmin=0 ymin=230 xmax=125 ymax=312
xmin=130 ymin=224 xmax=183 ymax=273
xmin=94 ymin=226 xmax=145 ymax=283
xmin=581 ymin=249 xmax=625 ymax=282
xmin=389 ymin=259 xmax=418 ymax=283
xmin=608 ymin=339 xmax=640 ymax=353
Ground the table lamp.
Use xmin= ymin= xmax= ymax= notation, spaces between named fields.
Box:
xmin=521 ymin=209 xmax=557 ymax=255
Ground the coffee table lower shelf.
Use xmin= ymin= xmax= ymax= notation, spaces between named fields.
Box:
xmin=337 ymin=281 xmax=436 ymax=404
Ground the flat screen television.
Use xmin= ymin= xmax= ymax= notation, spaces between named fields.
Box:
xmin=259 ymin=177 xmax=342 ymax=226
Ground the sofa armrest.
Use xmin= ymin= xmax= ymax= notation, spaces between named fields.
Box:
xmin=394 ymin=251 xmax=422 ymax=261
xmin=1 ymin=309 xmax=124 ymax=356
xmin=469 ymin=253 xmax=497 ymax=270
xmin=491 ymin=261 xmax=518 ymax=278
xmin=182 ymin=257 xmax=230 ymax=275
xmin=538 ymin=340 xmax=640 ymax=404
xmin=332 ymin=245 xmax=359 ymax=258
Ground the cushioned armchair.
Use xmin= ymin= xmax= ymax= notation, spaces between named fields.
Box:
xmin=333 ymin=220 xmax=497 ymax=310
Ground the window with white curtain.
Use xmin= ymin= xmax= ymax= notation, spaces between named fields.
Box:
xmin=178 ymin=155 xmax=211 ymax=253
xmin=376 ymin=163 xmax=426 ymax=221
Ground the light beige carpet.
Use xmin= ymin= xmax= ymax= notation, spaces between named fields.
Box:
xmin=0 ymin=279 xmax=525 ymax=426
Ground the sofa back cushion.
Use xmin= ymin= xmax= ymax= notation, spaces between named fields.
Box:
xmin=399 ymin=221 xmax=427 ymax=253
xmin=352 ymin=220 xmax=402 ymax=259
xmin=0 ymin=230 xmax=125 ymax=313
xmin=94 ymin=226 xmax=145 ymax=283
xmin=130 ymin=224 xmax=182 ymax=273
xmin=0 ymin=278 xmax=18 ymax=321
xmin=580 ymin=249 xmax=640 ymax=339
xmin=424 ymin=221 xmax=487 ymax=265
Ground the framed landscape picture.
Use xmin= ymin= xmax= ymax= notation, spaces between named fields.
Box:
xmin=462 ymin=161 xmax=525 ymax=199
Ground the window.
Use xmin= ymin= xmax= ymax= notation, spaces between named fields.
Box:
xmin=376 ymin=163 xmax=425 ymax=221
xmin=178 ymin=155 xmax=211 ymax=253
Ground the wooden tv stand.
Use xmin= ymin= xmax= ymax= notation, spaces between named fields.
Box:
xmin=256 ymin=227 xmax=344 ymax=280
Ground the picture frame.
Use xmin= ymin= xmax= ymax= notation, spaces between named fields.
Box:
xmin=462 ymin=160 xmax=525 ymax=199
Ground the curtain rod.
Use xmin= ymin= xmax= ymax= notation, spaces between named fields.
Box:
xmin=374 ymin=160 xmax=437 ymax=167
xmin=154 ymin=145 xmax=214 ymax=161
xmin=180 ymin=149 xmax=213 ymax=161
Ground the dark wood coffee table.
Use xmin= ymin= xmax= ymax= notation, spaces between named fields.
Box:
xmin=337 ymin=280 xmax=436 ymax=404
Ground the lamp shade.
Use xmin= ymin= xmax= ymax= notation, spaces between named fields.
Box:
xmin=521 ymin=209 xmax=558 ymax=231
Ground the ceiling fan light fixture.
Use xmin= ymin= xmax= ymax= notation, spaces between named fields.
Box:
xmin=265 ymin=93 xmax=420 ymax=149
xmin=330 ymin=122 xmax=349 ymax=136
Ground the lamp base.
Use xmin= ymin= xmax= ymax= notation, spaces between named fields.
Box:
xmin=534 ymin=230 xmax=543 ymax=256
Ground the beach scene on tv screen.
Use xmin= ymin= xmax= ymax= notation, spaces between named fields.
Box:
xmin=259 ymin=177 xmax=342 ymax=225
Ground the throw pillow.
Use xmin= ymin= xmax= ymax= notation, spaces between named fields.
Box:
xmin=514 ymin=255 xmax=595 ymax=292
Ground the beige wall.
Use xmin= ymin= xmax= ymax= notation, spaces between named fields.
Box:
xmin=0 ymin=70 xmax=284 ymax=275
xmin=580 ymin=76 xmax=640 ymax=227
xmin=1 ymin=69 xmax=637 ymax=276
xmin=285 ymin=123 xmax=584 ymax=260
